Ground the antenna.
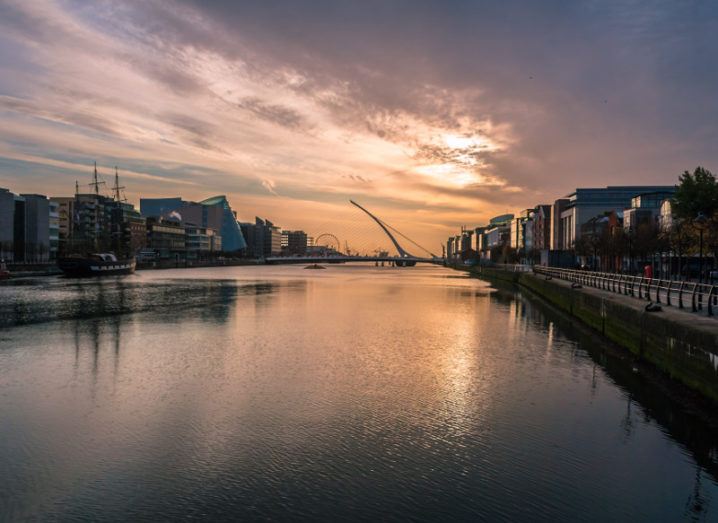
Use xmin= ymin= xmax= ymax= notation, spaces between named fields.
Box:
xmin=89 ymin=161 xmax=106 ymax=196
xmin=75 ymin=180 xmax=79 ymax=195
xmin=112 ymin=166 xmax=126 ymax=202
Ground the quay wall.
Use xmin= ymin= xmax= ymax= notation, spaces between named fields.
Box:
xmin=463 ymin=266 xmax=718 ymax=403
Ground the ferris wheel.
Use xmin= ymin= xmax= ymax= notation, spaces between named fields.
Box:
xmin=314 ymin=233 xmax=341 ymax=253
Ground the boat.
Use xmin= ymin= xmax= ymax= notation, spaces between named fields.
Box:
xmin=304 ymin=264 xmax=326 ymax=269
xmin=0 ymin=260 xmax=9 ymax=280
xmin=58 ymin=253 xmax=136 ymax=277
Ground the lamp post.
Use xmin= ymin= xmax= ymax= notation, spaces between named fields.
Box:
xmin=695 ymin=213 xmax=708 ymax=283
xmin=591 ymin=220 xmax=598 ymax=271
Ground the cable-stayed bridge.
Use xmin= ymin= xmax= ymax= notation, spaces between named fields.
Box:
xmin=265 ymin=200 xmax=444 ymax=266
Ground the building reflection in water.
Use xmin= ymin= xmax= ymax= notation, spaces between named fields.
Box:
xmin=0 ymin=276 xmax=280 ymax=328
xmin=489 ymin=283 xmax=718 ymax=499
xmin=1 ymin=267 xmax=717 ymax=521
xmin=59 ymin=278 xmax=294 ymax=396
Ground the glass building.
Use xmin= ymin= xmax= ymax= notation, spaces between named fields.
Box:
xmin=139 ymin=198 xmax=183 ymax=219
xmin=558 ymin=186 xmax=675 ymax=249
xmin=198 ymin=196 xmax=247 ymax=252
xmin=140 ymin=195 xmax=247 ymax=252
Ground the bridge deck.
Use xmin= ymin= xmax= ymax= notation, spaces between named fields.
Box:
xmin=264 ymin=256 xmax=441 ymax=264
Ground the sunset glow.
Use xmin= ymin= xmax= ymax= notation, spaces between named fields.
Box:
xmin=2 ymin=3 xmax=718 ymax=521
xmin=0 ymin=0 xmax=716 ymax=248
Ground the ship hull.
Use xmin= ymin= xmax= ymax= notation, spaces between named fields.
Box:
xmin=58 ymin=257 xmax=136 ymax=277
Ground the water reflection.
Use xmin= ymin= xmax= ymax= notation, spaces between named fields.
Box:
xmin=0 ymin=276 xmax=295 ymax=328
xmin=487 ymin=283 xmax=718 ymax=520
xmin=33 ymin=278 xmax=298 ymax=397
xmin=687 ymin=465 xmax=709 ymax=521
xmin=489 ymin=282 xmax=718 ymax=487
xmin=1 ymin=266 xmax=717 ymax=521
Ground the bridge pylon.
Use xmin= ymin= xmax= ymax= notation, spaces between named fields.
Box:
xmin=349 ymin=200 xmax=415 ymax=262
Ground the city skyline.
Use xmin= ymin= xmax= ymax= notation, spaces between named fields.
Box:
xmin=1 ymin=1 xmax=717 ymax=248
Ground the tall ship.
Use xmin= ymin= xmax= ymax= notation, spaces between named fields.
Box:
xmin=58 ymin=252 xmax=136 ymax=277
xmin=57 ymin=164 xmax=137 ymax=277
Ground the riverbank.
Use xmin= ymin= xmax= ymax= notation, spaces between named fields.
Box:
xmin=136 ymin=258 xmax=262 ymax=271
xmin=461 ymin=265 xmax=718 ymax=404
xmin=5 ymin=263 xmax=62 ymax=277
xmin=0 ymin=259 xmax=264 ymax=279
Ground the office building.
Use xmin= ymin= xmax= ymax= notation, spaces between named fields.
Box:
xmin=240 ymin=217 xmax=282 ymax=258
xmin=124 ymin=204 xmax=147 ymax=255
xmin=623 ymin=190 xmax=676 ymax=231
xmin=0 ymin=190 xmax=52 ymax=263
xmin=50 ymin=196 xmax=75 ymax=252
xmin=50 ymin=194 xmax=143 ymax=257
xmin=185 ymin=223 xmax=221 ymax=259
xmin=49 ymin=200 xmax=59 ymax=261
xmin=72 ymin=193 xmax=116 ymax=252
xmin=140 ymin=195 xmax=247 ymax=252
xmin=459 ymin=229 xmax=473 ymax=253
xmin=510 ymin=212 xmax=530 ymax=251
xmin=484 ymin=214 xmax=513 ymax=249
xmin=19 ymin=194 xmax=51 ymax=262
xmin=0 ymin=188 xmax=15 ymax=261
xmin=474 ymin=226 xmax=487 ymax=255
xmin=550 ymin=199 xmax=570 ymax=251
xmin=282 ymin=230 xmax=308 ymax=256
xmin=557 ymin=186 xmax=674 ymax=250
xmin=139 ymin=197 xmax=183 ymax=218
xmin=531 ymin=205 xmax=552 ymax=251
xmin=658 ymin=199 xmax=674 ymax=232
xmin=146 ymin=217 xmax=186 ymax=259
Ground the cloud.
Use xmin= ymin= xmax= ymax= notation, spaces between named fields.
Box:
xmin=0 ymin=0 xmax=717 ymax=249
xmin=237 ymin=97 xmax=310 ymax=131
xmin=261 ymin=178 xmax=279 ymax=196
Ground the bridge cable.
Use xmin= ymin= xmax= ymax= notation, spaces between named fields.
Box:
xmin=378 ymin=219 xmax=437 ymax=258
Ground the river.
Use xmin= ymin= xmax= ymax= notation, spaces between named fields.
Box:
xmin=1 ymin=265 xmax=716 ymax=521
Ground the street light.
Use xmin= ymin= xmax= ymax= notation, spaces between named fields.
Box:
xmin=695 ymin=212 xmax=708 ymax=283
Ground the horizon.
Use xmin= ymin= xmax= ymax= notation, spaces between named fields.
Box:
xmin=1 ymin=1 xmax=717 ymax=248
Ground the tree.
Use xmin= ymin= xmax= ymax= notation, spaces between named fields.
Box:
xmin=633 ymin=222 xmax=659 ymax=266
xmin=574 ymin=236 xmax=593 ymax=268
xmin=603 ymin=226 xmax=627 ymax=272
xmin=673 ymin=167 xmax=718 ymax=220
xmin=671 ymin=167 xmax=718 ymax=279
xmin=705 ymin=214 xmax=718 ymax=273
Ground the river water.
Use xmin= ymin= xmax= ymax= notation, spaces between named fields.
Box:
xmin=1 ymin=265 xmax=717 ymax=521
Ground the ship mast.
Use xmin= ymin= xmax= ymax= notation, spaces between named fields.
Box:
xmin=89 ymin=161 xmax=106 ymax=195
xmin=110 ymin=166 xmax=128 ymax=256
xmin=112 ymin=166 xmax=126 ymax=202
xmin=88 ymin=162 xmax=106 ymax=252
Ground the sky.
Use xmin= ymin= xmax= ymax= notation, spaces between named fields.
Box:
xmin=0 ymin=0 xmax=717 ymax=253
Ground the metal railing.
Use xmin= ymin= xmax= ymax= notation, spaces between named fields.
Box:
xmin=533 ymin=266 xmax=718 ymax=317
xmin=483 ymin=263 xmax=533 ymax=272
